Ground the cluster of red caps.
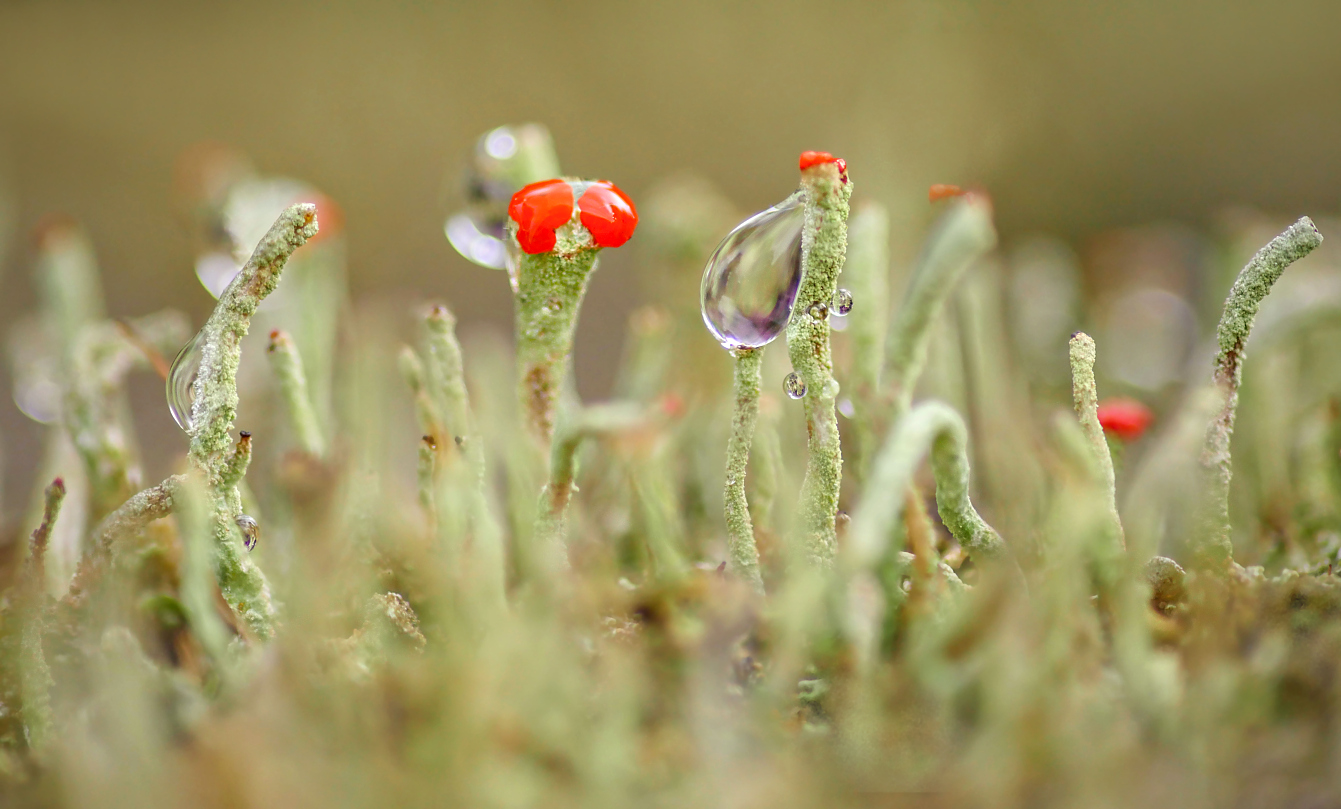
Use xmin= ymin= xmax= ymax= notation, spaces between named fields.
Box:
xmin=507 ymin=179 xmax=638 ymax=254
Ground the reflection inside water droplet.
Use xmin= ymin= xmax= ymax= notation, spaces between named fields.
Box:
xmin=700 ymin=193 xmax=804 ymax=349
xmin=807 ymin=302 xmax=828 ymax=321
xmin=167 ymin=329 xmax=203 ymax=431
xmin=783 ymin=371 xmax=806 ymax=399
xmin=833 ymin=288 xmax=853 ymax=315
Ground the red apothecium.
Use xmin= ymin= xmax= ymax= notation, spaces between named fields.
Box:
xmin=576 ymin=181 xmax=638 ymax=249
xmin=508 ymin=178 xmax=638 ymax=254
xmin=799 ymin=150 xmax=846 ymax=175
xmin=1097 ymin=398 xmax=1154 ymax=441
xmin=508 ymin=179 xmax=575 ymax=254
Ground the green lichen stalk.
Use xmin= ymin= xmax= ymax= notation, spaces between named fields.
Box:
xmin=267 ymin=328 xmax=325 ymax=457
xmin=513 ymin=244 xmax=600 ymax=447
xmin=884 ymin=195 xmax=997 ymax=418
xmin=843 ymin=202 xmax=890 ymax=481
xmin=785 ymin=159 xmax=852 ymax=568
xmin=1069 ymin=332 xmax=1125 ymax=551
xmin=724 ymin=347 xmax=764 ymax=594
xmin=1197 ymin=216 xmax=1322 ymax=567
xmin=845 ymin=401 xmax=1003 ymax=572
xmin=20 ymin=479 xmax=65 ymax=753
xmin=187 ymin=203 xmax=319 ymax=638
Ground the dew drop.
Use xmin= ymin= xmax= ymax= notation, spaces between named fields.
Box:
xmin=838 ymin=397 xmax=855 ymax=418
xmin=447 ymin=124 xmax=556 ymax=272
xmin=167 ymin=329 xmax=203 ymax=432
xmin=833 ymin=288 xmax=854 ymax=316
xmin=807 ymin=302 xmax=828 ymax=321
xmin=700 ymin=193 xmax=804 ymax=349
xmin=235 ymin=514 xmax=259 ymax=551
xmin=783 ymin=372 xmax=806 ymax=399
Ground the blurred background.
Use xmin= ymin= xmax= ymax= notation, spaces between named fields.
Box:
xmin=2 ymin=0 xmax=1341 ymax=520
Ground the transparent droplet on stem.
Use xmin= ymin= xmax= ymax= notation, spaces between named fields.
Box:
xmin=783 ymin=372 xmax=806 ymax=399
xmin=447 ymin=124 xmax=557 ymax=271
xmin=167 ymin=329 xmax=204 ymax=431
xmin=445 ymin=213 xmax=509 ymax=270
xmin=700 ymin=193 xmax=804 ymax=349
xmin=807 ymin=302 xmax=828 ymax=321
xmin=8 ymin=317 xmax=62 ymax=424
xmin=832 ymin=288 xmax=853 ymax=315
xmin=235 ymin=514 xmax=259 ymax=551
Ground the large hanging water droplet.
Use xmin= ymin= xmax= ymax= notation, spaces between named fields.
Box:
xmin=167 ymin=329 xmax=203 ymax=431
xmin=783 ymin=372 xmax=806 ymax=399
xmin=833 ymin=288 xmax=853 ymax=316
xmin=700 ymin=193 xmax=804 ymax=349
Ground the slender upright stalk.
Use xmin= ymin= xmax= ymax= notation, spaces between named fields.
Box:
xmin=20 ymin=479 xmax=65 ymax=752
xmin=844 ymin=202 xmax=890 ymax=482
xmin=1069 ymin=332 xmax=1125 ymax=551
xmin=514 ymin=247 xmax=600 ymax=447
xmin=1197 ymin=217 xmax=1322 ymax=567
xmin=724 ymin=347 xmax=764 ymax=593
xmin=786 ymin=156 xmax=852 ymax=567
xmin=884 ymin=196 xmax=997 ymax=419
xmin=267 ymin=328 xmax=325 ymax=457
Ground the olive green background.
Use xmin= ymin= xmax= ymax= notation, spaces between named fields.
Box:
xmin=1 ymin=0 xmax=1339 ymax=515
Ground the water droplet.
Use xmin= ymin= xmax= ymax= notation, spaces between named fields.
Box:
xmin=783 ymin=372 xmax=806 ymax=399
xmin=235 ymin=514 xmax=259 ymax=551
xmin=700 ymin=193 xmax=804 ymax=349
xmin=832 ymin=288 xmax=853 ymax=316
xmin=445 ymin=213 xmax=509 ymax=270
xmin=823 ymin=378 xmax=841 ymax=399
xmin=838 ymin=397 xmax=855 ymax=418
xmin=8 ymin=317 xmax=61 ymax=424
xmin=807 ymin=302 xmax=828 ymax=321
xmin=167 ymin=329 xmax=203 ymax=431
xmin=195 ymin=251 xmax=242 ymax=298
xmin=448 ymin=124 xmax=558 ymax=272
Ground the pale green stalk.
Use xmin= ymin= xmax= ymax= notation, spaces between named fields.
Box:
xmin=1197 ymin=216 xmax=1322 ymax=568
xmin=534 ymin=402 xmax=646 ymax=571
xmin=20 ymin=479 xmax=65 ymax=752
xmin=398 ymin=345 xmax=445 ymax=444
xmin=785 ymin=159 xmax=852 ymax=567
xmin=845 ymin=401 xmax=1003 ymax=572
xmin=723 ymin=347 xmax=764 ymax=593
xmin=513 ymin=241 xmax=601 ymax=447
xmin=423 ymin=305 xmax=506 ymax=613
xmin=267 ymin=328 xmax=325 ymax=457
xmin=1068 ymin=332 xmax=1125 ymax=551
xmin=417 ymin=434 xmax=438 ymax=523
xmin=186 ymin=203 xmax=318 ymax=638
xmin=884 ymin=196 xmax=997 ymax=419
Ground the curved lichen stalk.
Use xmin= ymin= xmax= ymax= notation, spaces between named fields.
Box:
xmin=845 ymin=401 xmax=1003 ymax=572
xmin=187 ymin=203 xmax=319 ymax=638
xmin=1196 ymin=216 xmax=1322 ymax=568
xmin=786 ymin=154 xmax=851 ymax=568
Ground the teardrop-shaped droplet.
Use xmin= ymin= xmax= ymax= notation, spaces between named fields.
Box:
xmin=783 ymin=372 xmax=806 ymax=399
xmin=445 ymin=212 xmax=509 ymax=270
xmin=700 ymin=193 xmax=804 ymax=349
xmin=807 ymin=302 xmax=828 ymax=321
xmin=833 ymin=288 xmax=854 ymax=316
xmin=447 ymin=124 xmax=559 ymax=271
xmin=167 ymin=329 xmax=204 ymax=431
xmin=235 ymin=514 xmax=259 ymax=551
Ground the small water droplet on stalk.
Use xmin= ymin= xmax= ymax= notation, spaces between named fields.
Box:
xmin=783 ymin=372 xmax=806 ymax=399
xmin=167 ymin=330 xmax=203 ymax=431
xmin=235 ymin=514 xmax=259 ymax=551
xmin=807 ymin=302 xmax=828 ymax=321
xmin=700 ymin=193 xmax=804 ymax=349
xmin=832 ymin=288 xmax=853 ymax=315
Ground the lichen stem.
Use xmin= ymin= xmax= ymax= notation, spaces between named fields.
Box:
xmin=513 ymin=248 xmax=600 ymax=448
xmin=267 ymin=328 xmax=325 ymax=457
xmin=845 ymin=401 xmax=1003 ymax=572
xmin=844 ymin=202 xmax=890 ymax=482
xmin=724 ymin=347 xmax=764 ymax=594
xmin=20 ymin=479 xmax=66 ymax=751
xmin=185 ymin=203 xmax=318 ymax=639
xmin=1068 ymin=332 xmax=1125 ymax=551
xmin=883 ymin=196 xmax=997 ymax=419
xmin=785 ymin=159 xmax=852 ymax=568
xmin=1196 ymin=216 xmax=1322 ymax=567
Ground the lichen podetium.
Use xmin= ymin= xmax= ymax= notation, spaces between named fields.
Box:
xmin=786 ymin=153 xmax=851 ymax=568
xmin=1196 ymin=216 xmax=1322 ymax=569
xmin=187 ymin=203 xmax=319 ymax=638
xmin=724 ymin=347 xmax=765 ymax=593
